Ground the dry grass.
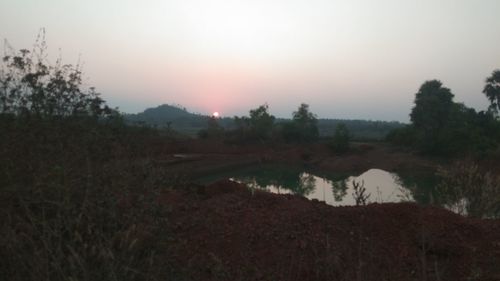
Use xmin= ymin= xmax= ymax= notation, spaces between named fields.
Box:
xmin=437 ymin=160 xmax=500 ymax=218
xmin=0 ymin=117 xmax=183 ymax=281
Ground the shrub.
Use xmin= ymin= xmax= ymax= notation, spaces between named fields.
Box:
xmin=437 ymin=161 xmax=500 ymax=218
xmin=386 ymin=126 xmax=416 ymax=147
xmin=330 ymin=123 xmax=350 ymax=154
xmin=0 ymin=31 xmax=114 ymax=119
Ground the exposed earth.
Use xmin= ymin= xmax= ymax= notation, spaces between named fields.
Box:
xmin=140 ymin=140 xmax=500 ymax=280
xmin=160 ymin=180 xmax=500 ymax=281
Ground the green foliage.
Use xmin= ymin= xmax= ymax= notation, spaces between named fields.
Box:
xmin=330 ymin=123 xmax=350 ymax=153
xmin=442 ymin=104 xmax=499 ymax=155
xmin=248 ymin=104 xmax=275 ymax=141
xmin=410 ymin=80 xmax=454 ymax=127
xmin=483 ymin=69 xmax=500 ymax=114
xmin=282 ymin=103 xmax=319 ymax=143
xmin=225 ymin=104 xmax=276 ymax=143
xmin=389 ymin=79 xmax=500 ymax=156
xmin=386 ymin=125 xmax=417 ymax=147
xmin=410 ymin=80 xmax=455 ymax=153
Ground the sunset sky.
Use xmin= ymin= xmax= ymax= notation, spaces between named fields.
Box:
xmin=1 ymin=0 xmax=499 ymax=121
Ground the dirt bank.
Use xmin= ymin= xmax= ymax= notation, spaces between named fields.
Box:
xmin=160 ymin=180 xmax=500 ymax=281
xmin=159 ymin=140 xmax=438 ymax=178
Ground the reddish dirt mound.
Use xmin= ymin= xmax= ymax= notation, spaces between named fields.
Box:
xmin=162 ymin=180 xmax=500 ymax=281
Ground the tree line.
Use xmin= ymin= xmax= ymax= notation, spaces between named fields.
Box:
xmin=199 ymin=103 xmax=351 ymax=153
xmin=387 ymin=72 xmax=500 ymax=156
xmin=199 ymin=103 xmax=320 ymax=143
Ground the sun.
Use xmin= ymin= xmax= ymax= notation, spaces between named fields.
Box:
xmin=212 ymin=111 xmax=220 ymax=118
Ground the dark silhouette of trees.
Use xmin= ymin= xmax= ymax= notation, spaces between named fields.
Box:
xmin=410 ymin=80 xmax=454 ymax=152
xmin=225 ymin=104 xmax=275 ymax=143
xmin=330 ymin=123 xmax=350 ymax=153
xmin=0 ymin=33 xmax=114 ymax=119
xmin=231 ymin=115 xmax=251 ymax=138
xmin=410 ymin=80 xmax=454 ymax=128
xmin=282 ymin=103 xmax=319 ymax=143
xmin=248 ymin=103 xmax=275 ymax=141
xmin=389 ymin=79 xmax=500 ymax=155
xmin=128 ymin=104 xmax=404 ymax=141
xmin=483 ymin=69 xmax=500 ymax=114
xmin=198 ymin=116 xmax=224 ymax=139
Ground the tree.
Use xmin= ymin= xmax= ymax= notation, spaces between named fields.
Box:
xmin=198 ymin=116 xmax=224 ymax=139
xmin=293 ymin=103 xmax=317 ymax=124
xmin=248 ymin=103 xmax=275 ymax=141
xmin=389 ymin=79 xmax=500 ymax=155
xmin=285 ymin=103 xmax=319 ymax=142
xmin=227 ymin=104 xmax=275 ymax=143
xmin=483 ymin=69 xmax=500 ymax=114
xmin=409 ymin=80 xmax=454 ymax=152
xmin=330 ymin=123 xmax=350 ymax=153
xmin=410 ymin=80 xmax=454 ymax=129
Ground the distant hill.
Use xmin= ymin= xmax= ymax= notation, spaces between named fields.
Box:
xmin=126 ymin=104 xmax=198 ymax=124
xmin=125 ymin=104 xmax=405 ymax=140
xmin=125 ymin=104 xmax=231 ymax=135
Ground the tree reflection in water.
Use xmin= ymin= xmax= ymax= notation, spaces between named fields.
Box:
xmin=201 ymin=164 xmax=438 ymax=207
xmin=330 ymin=180 xmax=348 ymax=202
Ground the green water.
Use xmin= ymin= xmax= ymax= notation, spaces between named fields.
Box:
xmin=197 ymin=164 xmax=440 ymax=206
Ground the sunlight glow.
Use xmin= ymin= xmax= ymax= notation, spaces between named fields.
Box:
xmin=176 ymin=0 xmax=305 ymax=63
xmin=1 ymin=0 xmax=498 ymax=120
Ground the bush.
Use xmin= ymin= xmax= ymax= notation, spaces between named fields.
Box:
xmin=436 ymin=161 xmax=500 ymax=218
xmin=330 ymin=123 xmax=350 ymax=154
xmin=0 ymin=33 xmax=114 ymax=119
xmin=386 ymin=126 xmax=416 ymax=147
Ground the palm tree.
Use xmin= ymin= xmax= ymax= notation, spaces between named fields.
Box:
xmin=483 ymin=69 xmax=500 ymax=113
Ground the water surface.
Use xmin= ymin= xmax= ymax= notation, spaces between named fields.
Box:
xmin=197 ymin=164 xmax=439 ymax=206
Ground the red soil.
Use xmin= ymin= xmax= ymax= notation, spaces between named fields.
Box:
xmin=161 ymin=180 xmax=500 ymax=281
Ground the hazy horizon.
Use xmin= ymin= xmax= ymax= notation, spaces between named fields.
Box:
xmin=1 ymin=0 xmax=499 ymax=122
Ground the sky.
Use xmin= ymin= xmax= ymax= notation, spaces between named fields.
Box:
xmin=1 ymin=0 xmax=499 ymax=122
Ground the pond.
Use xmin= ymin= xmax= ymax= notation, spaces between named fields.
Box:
xmin=197 ymin=164 xmax=440 ymax=207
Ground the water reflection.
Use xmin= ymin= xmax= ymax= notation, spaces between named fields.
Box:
xmin=198 ymin=164 xmax=437 ymax=207
xmin=331 ymin=180 xmax=348 ymax=202
xmin=298 ymin=169 xmax=415 ymax=206
xmin=393 ymin=172 xmax=441 ymax=205
xmin=237 ymin=169 xmax=317 ymax=197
